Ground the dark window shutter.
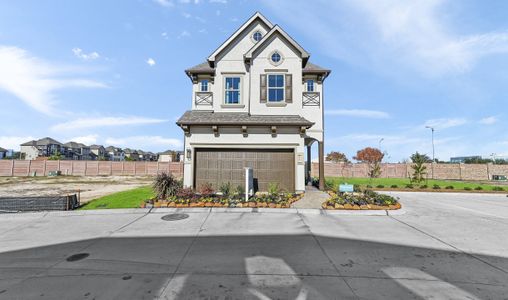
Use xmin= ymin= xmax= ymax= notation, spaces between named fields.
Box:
xmin=285 ymin=74 xmax=292 ymax=103
xmin=260 ymin=74 xmax=267 ymax=103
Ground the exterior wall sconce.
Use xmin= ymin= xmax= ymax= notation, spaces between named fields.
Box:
xmin=186 ymin=149 xmax=192 ymax=161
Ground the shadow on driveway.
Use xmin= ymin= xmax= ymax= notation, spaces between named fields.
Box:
xmin=0 ymin=233 xmax=507 ymax=299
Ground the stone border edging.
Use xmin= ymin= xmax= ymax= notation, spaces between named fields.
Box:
xmin=10 ymin=207 xmax=406 ymax=216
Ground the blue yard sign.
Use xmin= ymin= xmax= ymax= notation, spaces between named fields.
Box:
xmin=339 ymin=184 xmax=354 ymax=193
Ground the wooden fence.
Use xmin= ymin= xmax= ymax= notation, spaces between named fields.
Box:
xmin=0 ymin=160 xmax=183 ymax=177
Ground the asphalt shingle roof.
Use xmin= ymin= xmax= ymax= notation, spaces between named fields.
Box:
xmin=21 ymin=137 xmax=62 ymax=147
xmin=303 ymin=62 xmax=331 ymax=74
xmin=176 ymin=111 xmax=314 ymax=127
xmin=185 ymin=62 xmax=215 ymax=74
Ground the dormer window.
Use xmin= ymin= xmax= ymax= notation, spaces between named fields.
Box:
xmin=252 ymin=31 xmax=263 ymax=42
xmin=306 ymin=79 xmax=314 ymax=92
xmin=200 ymin=79 xmax=208 ymax=92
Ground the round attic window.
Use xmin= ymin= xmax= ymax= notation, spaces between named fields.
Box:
xmin=269 ymin=51 xmax=283 ymax=66
xmin=252 ymin=31 xmax=263 ymax=42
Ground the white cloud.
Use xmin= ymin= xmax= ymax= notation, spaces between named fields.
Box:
xmin=479 ymin=116 xmax=498 ymax=125
xmin=0 ymin=136 xmax=36 ymax=150
xmin=50 ymin=116 xmax=167 ymax=131
xmin=0 ymin=46 xmax=107 ymax=115
xmin=69 ymin=134 xmax=99 ymax=145
xmin=72 ymin=48 xmax=100 ymax=61
xmin=105 ymin=136 xmax=182 ymax=150
xmin=154 ymin=0 xmax=173 ymax=7
xmin=210 ymin=0 xmax=227 ymax=3
xmin=423 ymin=118 xmax=467 ymax=129
xmin=146 ymin=58 xmax=156 ymax=66
xmin=325 ymin=109 xmax=390 ymax=119
xmin=263 ymin=0 xmax=508 ymax=76
xmin=177 ymin=30 xmax=191 ymax=39
xmin=182 ymin=12 xmax=191 ymax=18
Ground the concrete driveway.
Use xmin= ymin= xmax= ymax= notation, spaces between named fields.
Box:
xmin=0 ymin=192 xmax=507 ymax=299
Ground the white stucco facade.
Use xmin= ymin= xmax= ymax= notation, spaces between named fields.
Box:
xmin=178 ymin=12 xmax=330 ymax=192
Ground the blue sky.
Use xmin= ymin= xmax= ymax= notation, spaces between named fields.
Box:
xmin=0 ymin=0 xmax=507 ymax=161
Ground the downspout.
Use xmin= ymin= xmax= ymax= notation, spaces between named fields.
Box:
xmin=247 ymin=58 xmax=252 ymax=116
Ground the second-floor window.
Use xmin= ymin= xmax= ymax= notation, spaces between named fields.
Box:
xmin=306 ymin=80 xmax=314 ymax=92
xmin=200 ymin=80 xmax=208 ymax=92
xmin=224 ymin=77 xmax=240 ymax=104
xmin=268 ymin=74 xmax=284 ymax=102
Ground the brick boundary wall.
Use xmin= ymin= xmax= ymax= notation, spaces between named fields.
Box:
xmin=0 ymin=160 xmax=184 ymax=177
xmin=311 ymin=162 xmax=508 ymax=181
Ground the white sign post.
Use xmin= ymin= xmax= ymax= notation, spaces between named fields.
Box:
xmin=245 ymin=167 xmax=253 ymax=202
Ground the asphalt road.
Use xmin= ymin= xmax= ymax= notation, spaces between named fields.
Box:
xmin=1 ymin=191 xmax=507 ymax=299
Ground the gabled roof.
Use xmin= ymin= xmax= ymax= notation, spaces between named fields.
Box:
xmin=176 ymin=111 xmax=314 ymax=128
xmin=21 ymin=137 xmax=62 ymax=147
xmin=303 ymin=62 xmax=331 ymax=74
xmin=90 ymin=144 xmax=104 ymax=149
xmin=159 ymin=150 xmax=175 ymax=155
xmin=207 ymin=11 xmax=273 ymax=64
xmin=244 ymin=25 xmax=310 ymax=66
xmin=64 ymin=141 xmax=88 ymax=148
xmin=0 ymin=147 xmax=7 ymax=152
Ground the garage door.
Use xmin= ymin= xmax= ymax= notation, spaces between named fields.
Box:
xmin=194 ymin=148 xmax=295 ymax=192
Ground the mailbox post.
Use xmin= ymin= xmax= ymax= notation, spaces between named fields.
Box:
xmin=245 ymin=167 xmax=253 ymax=202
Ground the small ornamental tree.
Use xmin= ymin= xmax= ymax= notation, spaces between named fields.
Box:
xmin=353 ymin=147 xmax=384 ymax=178
xmin=325 ymin=151 xmax=350 ymax=163
xmin=410 ymin=152 xmax=429 ymax=183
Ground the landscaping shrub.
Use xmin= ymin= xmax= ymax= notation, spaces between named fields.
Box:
xmin=464 ymin=187 xmax=472 ymax=191
xmin=419 ymin=185 xmax=428 ymax=189
xmin=235 ymin=184 xmax=245 ymax=195
xmin=325 ymin=189 xmax=399 ymax=208
xmin=405 ymin=184 xmax=414 ymax=189
xmin=445 ymin=185 xmax=454 ymax=190
xmin=219 ymin=182 xmax=231 ymax=197
xmin=353 ymin=184 xmax=361 ymax=192
xmin=432 ymin=184 xmax=441 ymax=190
xmin=366 ymin=184 xmax=373 ymax=188
xmin=376 ymin=184 xmax=384 ymax=189
xmin=474 ymin=186 xmax=483 ymax=191
xmin=199 ymin=182 xmax=215 ymax=196
xmin=493 ymin=186 xmax=505 ymax=191
xmin=176 ymin=187 xmax=195 ymax=199
xmin=390 ymin=185 xmax=398 ymax=188
xmin=152 ymin=172 xmax=182 ymax=200
xmin=268 ymin=182 xmax=280 ymax=196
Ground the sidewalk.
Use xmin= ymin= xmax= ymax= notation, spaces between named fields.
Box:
xmin=291 ymin=185 xmax=330 ymax=209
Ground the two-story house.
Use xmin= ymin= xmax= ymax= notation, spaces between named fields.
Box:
xmin=177 ymin=12 xmax=330 ymax=192
xmin=64 ymin=142 xmax=92 ymax=160
xmin=20 ymin=137 xmax=64 ymax=160
xmin=105 ymin=146 xmax=125 ymax=161
xmin=90 ymin=145 xmax=107 ymax=160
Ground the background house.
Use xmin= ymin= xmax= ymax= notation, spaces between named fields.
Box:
xmin=90 ymin=145 xmax=107 ymax=160
xmin=158 ymin=150 xmax=180 ymax=162
xmin=123 ymin=148 xmax=139 ymax=161
xmin=63 ymin=142 xmax=92 ymax=160
xmin=0 ymin=147 xmax=7 ymax=159
xmin=20 ymin=137 xmax=64 ymax=160
xmin=106 ymin=146 xmax=125 ymax=161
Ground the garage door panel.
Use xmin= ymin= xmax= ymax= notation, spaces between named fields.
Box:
xmin=195 ymin=149 xmax=294 ymax=192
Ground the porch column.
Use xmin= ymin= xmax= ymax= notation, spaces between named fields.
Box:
xmin=318 ymin=141 xmax=325 ymax=191
xmin=306 ymin=145 xmax=312 ymax=185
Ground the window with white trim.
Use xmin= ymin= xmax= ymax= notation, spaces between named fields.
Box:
xmin=268 ymin=74 xmax=284 ymax=102
xmin=306 ymin=79 xmax=314 ymax=92
xmin=200 ymin=79 xmax=208 ymax=92
xmin=224 ymin=77 xmax=240 ymax=104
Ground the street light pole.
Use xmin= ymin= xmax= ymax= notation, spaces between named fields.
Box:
xmin=425 ymin=126 xmax=435 ymax=179
xmin=425 ymin=126 xmax=435 ymax=162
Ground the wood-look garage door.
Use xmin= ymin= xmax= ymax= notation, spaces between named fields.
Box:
xmin=194 ymin=148 xmax=295 ymax=192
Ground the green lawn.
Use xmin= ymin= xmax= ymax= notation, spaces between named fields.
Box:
xmin=79 ymin=186 xmax=154 ymax=210
xmin=326 ymin=177 xmax=506 ymax=192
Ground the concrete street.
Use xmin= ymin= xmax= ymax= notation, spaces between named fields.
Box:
xmin=1 ymin=192 xmax=508 ymax=299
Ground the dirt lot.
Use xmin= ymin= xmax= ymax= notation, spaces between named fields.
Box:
xmin=0 ymin=176 xmax=153 ymax=203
